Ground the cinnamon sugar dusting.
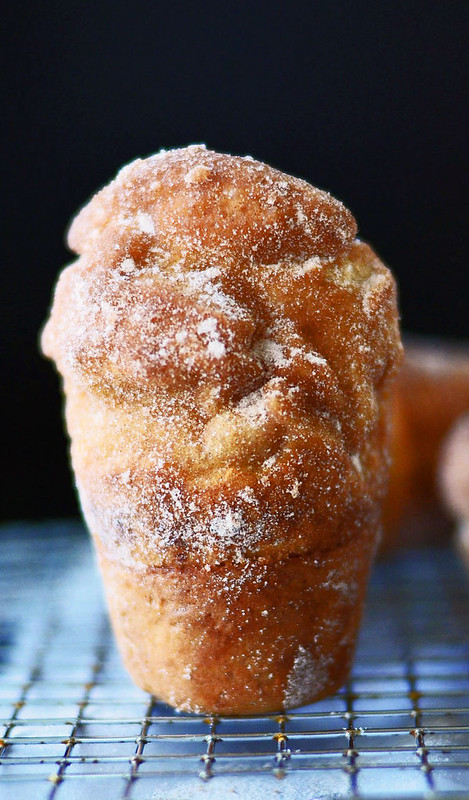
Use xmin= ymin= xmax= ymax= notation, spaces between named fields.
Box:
xmin=40 ymin=146 xmax=403 ymax=713
xmin=285 ymin=645 xmax=334 ymax=708
xmin=41 ymin=145 xmax=402 ymax=571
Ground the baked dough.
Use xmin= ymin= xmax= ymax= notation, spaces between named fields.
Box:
xmin=42 ymin=145 xmax=402 ymax=713
xmin=383 ymin=340 xmax=469 ymax=550
xmin=439 ymin=413 xmax=469 ymax=568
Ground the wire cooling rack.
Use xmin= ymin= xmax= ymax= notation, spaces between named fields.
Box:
xmin=0 ymin=522 xmax=468 ymax=800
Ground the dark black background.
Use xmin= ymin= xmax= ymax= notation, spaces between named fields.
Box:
xmin=3 ymin=1 xmax=468 ymax=521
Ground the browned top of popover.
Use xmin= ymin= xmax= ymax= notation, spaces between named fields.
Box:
xmin=42 ymin=146 xmax=402 ymax=567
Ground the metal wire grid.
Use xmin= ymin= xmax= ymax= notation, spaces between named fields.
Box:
xmin=0 ymin=522 xmax=469 ymax=800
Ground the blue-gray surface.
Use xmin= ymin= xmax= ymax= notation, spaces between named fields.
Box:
xmin=1 ymin=521 xmax=469 ymax=800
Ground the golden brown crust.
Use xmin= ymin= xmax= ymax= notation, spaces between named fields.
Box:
xmin=95 ymin=530 xmax=375 ymax=714
xmin=42 ymin=146 xmax=402 ymax=711
xmin=62 ymin=372 xmax=382 ymax=569
xmin=68 ymin=145 xmax=357 ymax=266
xmin=42 ymin=148 xmax=401 ymax=567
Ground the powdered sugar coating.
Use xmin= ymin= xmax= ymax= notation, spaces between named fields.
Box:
xmin=41 ymin=146 xmax=403 ymax=714
xmin=285 ymin=643 xmax=338 ymax=709
xmin=42 ymin=145 xmax=402 ymax=569
xmin=68 ymin=144 xmax=356 ymax=266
